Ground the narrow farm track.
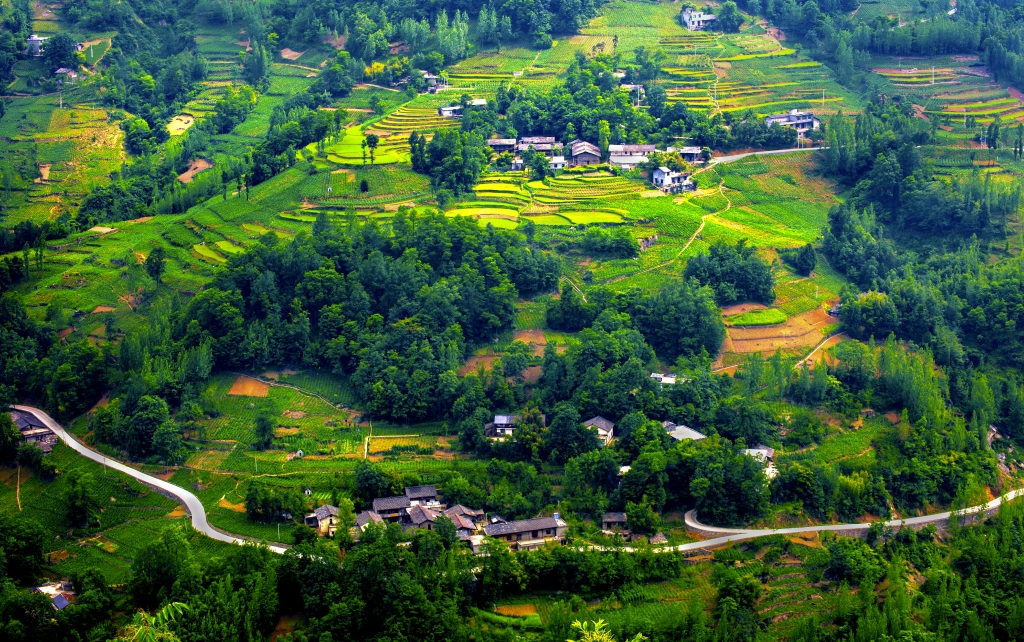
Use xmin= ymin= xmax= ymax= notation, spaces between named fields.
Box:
xmin=559 ymin=275 xmax=588 ymax=301
xmin=17 ymin=403 xmax=1024 ymax=556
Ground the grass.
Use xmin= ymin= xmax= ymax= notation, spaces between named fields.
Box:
xmin=726 ymin=308 xmax=788 ymax=326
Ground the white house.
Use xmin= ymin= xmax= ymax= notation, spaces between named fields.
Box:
xmin=469 ymin=98 xmax=488 ymax=107
xmin=743 ymin=446 xmax=779 ymax=479
xmin=765 ymin=109 xmax=820 ymax=135
xmin=679 ymin=146 xmax=703 ymax=163
xmin=681 ymin=8 xmax=716 ymax=30
xmin=663 ymin=421 xmax=706 ymax=442
xmin=608 ymin=144 xmax=655 ymax=168
xmin=438 ymin=105 xmax=462 ymax=117
xmin=652 ymin=167 xmax=691 ymax=193
xmin=584 ymin=416 xmax=616 ymax=445
xmin=27 ymin=34 xmax=47 ymax=55
xmin=549 ymin=155 xmax=566 ymax=170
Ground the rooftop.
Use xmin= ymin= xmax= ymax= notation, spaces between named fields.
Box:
xmin=483 ymin=516 xmax=566 ymax=537
xmin=310 ymin=505 xmax=338 ymax=521
xmin=372 ymin=495 xmax=411 ymax=512
xmin=583 ymin=416 xmax=615 ymax=432
xmin=405 ymin=485 xmax=438 ymax=500
xmin=602 ymin=512 xmax=627 ymax=523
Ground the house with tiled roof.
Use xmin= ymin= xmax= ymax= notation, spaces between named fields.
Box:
xmin=482 ymin=515 xmax=567 ymax=550
xmin=372 ymin=495 xmax=411 ymax=521
xmin=583 ymin=416 xmax=615 ymax=445
xmin=406 ymin=504 xmax=443 ymax=530
xmin=32 ymin=581 xmax=74 ymax=610
xmin=304 ymin=504 xmax=340 ymax=536
xmin=601 ymin=512 xmax=628 ymax=531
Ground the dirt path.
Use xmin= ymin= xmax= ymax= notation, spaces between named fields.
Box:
xmin=795 ymin=331 xmax=847 ymax=368
xmin=16 ymin=465 xmax=20 ymax=511
xmin=559 ymin=276 xmax=588 ymax=302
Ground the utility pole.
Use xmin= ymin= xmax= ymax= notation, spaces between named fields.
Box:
xmin=932 ymin=66 xmax=935 ymax=84
xmin=822 ymin=89 xmax=825 ymax=107
xmin=255 ymin=455 xmax=258 ymax=473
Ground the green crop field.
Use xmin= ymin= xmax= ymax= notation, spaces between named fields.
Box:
xmin=726 ymin=308 xmax=788 ymax=326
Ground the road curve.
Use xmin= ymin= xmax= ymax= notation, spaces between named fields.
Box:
xmin=14 ymin=405 xmax=288 ymax=554
xmin=18 ymin=404 xmax=1022 ymax=556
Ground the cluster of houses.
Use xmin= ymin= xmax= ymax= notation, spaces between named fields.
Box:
xmin=765 ymin=108 xmax=820 ymax=136
xmin=304 ymin=484 xmax=569 ymax=552
xmin=26 ymin=34 xmax=84 ymax=82
xmin=10 ymin=410 xmax=57 ymax=453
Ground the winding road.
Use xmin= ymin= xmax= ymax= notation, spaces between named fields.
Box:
xmin=13 ymin=405 xmax=288 ymax=554
xmin=15 ymin=404 xmax=1022 ymax=556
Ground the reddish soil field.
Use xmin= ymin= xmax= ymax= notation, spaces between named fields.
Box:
xmin=514 ymin=329 xmax=547 ymax=356
xmin=280 ymin=48 xmax=304 ymax=60
xmin=92 ymin=305 xmax=115 ymax=313
xmin=458 ymin=354 xmax=498 ymax=376
xmin=228 ymin=375 xmax=269 ymax=397
xmin=726 ymin=308 xmax=835 ymax=354
xmin=495 ymin=604 xmax=538 ymax=616
xmin=720 ymin=302 xmax=769 ymax=316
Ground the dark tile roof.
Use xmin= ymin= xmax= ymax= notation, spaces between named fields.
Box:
xmin=404 ymin=485 xmax=438 ymax=500
xmin=11 ymin=411 xmax=45 ymax=432
xmin=356 ymin=511 xmax=383 ymax=527
xmin=609 ymin=144 xmax=656 ymax=153
xmin=483 ymin=516 xmax=566 ymax=537
xmin=571 ymin=141 xmax=600 ymax=157
xmin=487 ymin=138 xmax=516 ymax=146
xmin=584 ymin=416 xmax=616 ymax=432
xmin=447 ymin=504 xmax=485 ymax=519
xmin=448 ymin=513 xmax=477 ymax=530
xmin=517 ymin=142 xmax=552 ymax=151
xmin=52 ymin=594 xmax=70 ymax=610
xmin=372 ymin=495 xmax=411 ymax=512
xmin=312 ymin=505 xmax=338 ymax=521
xmin=407 ymin=504 xmax=441 ymax=525
xmin=520 ymin=136 xmax=556 ymax=144
xmin=602 ymin=512 xmax=628 ymax=524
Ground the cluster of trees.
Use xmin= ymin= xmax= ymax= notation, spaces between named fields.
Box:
xmin=580 ymin=226 xmax=639 ymax=258
xmin=409 ymin=129 xmax=488 ymax=201
xmin=683 ymin=239 xmax=775 ymax=305
xmin=0 ymin=0 xmax=30 ymax=86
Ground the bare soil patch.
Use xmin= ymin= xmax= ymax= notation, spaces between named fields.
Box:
xmin=219 ymin=497 xmax=247 ymax=512
xmin=459 ymin=354 xmax=499 ymax=376
xmin=47 ymin=549 xmax=70 ymax=562
xmin=178 ymin=158 xmax=213 ymax=184
xmin=514 ymin=329 xmax=547 ymax=356
xmin=228 ymin=375 xmax=269 ymax=397
xmin=726 ymin=307 xmax=835 ymax=354
xmin=495 ymin=604 xmax=538 ymax=616
xmin=522 ymin=365 xmax=542 ymax=384
xmin=130 ymin=216 xmax=154 ymax=223
xmin=262 ymin=371 xmax=280 ymax=380
xmin=275 ymin=427 xmax=300 ymax=437
xmin=283 ymin=410 xmax=306 ymax=419
xmin=280 ymin=48 xmax=304 ymax=61
xmin=167 ymin=505 xmax=187 ymax=518
xmin=885 ymin=411 xmax=901 ymax=424
xmin=92 ymin=305 xmax=115 ymax=313
xmin=35 ymin=163 xmax=51 ymax=183
xmin=323 ymin=34 xmax=346 ymax=49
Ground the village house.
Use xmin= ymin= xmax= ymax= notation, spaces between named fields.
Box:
xmin=620 ymin=83 xmax=645 ymax=97
xmin=518 ymin=136 xmax=557 ymax=156
xmin=372 ymin=495 xmax=412 ymax=521
xmin=651 ymin=166 xmax=692 ymax=193
xmin=355 ymin=510 xmax=384 ymax=531
xmin=601 ymin=512 xmax=628 ymax=531
xmin=765 ymin=109 xmax=820 ymax=136
xmin=607 ymin=144 xmax=655 ymax=169
xmin=743 ymin=446 xmax=779 ymax=479
xmin=677 ymin=146 xmax=703 ymax=163
xmin=32 ymin=581 xmax=74 ymax=610
xmin=486 ymin=413 xmax=518 ymax=440
xmin=27 ymin=34 xmax=47 ymax=55
xmin=469 ymin=98 xmax=488 ymax=107
xmin=54 ymin=68 xmax=78 ymax=83
xmin=583 ymin=416 xmax=615 ymax=445
xmin=405 ymin=504 xmax=442 ymax=531
xmin=304 ymin=504 xmax=341 ymax=536
xmin=569 ymin=140 xmax=601 ymax=166
xmin=405 ymin=484 xmax=441 ymax=506
xmin=663 ymin=421 xmax=706 ymax=442
xmin=438 ymin=105 xmax=462 ymax=117
xmin=549 ymin=155 xmax=567 ymax=170
xmin=482 ymin=515 xmax=568 ymax=550
xmin=421 ymin=70 xmax=439 ymax=87
xmin=681 ymin=7 xmax=716 ymax=30
xmin=11 ymin=410 xmax=57 ymax=453
xmin=486 ymin=138 xmax=516 ymax=154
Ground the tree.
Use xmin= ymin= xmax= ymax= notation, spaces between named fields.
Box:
xmin=543 ymin=403 xmax=600 ymax=464
xmin=365 ymin=133 xmax=380 ymax=164
xmin=0 ymin=412 xmax=20 ymax=463
xmin=625 ymin=497 xmax=661 ymax=535
xmin=598 ymin=120 xmax=611 ymax=161
xmin=145 ymin=246 xmax=167 ymax=283
xmin=115 ymin=603 xmax=190 ymax=642
xmin=716 ymin=1 xmax=743 ymax=31
xmin=43 ymin=33 xmax=80 ymax=72
xmin=66 ymin=469 xmax=101 ymax=528
xmin=254 ymin=414 xmax=275 ymax=450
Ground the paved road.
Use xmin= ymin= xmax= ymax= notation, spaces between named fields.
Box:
xmin=14 ymin=405 xmax=289 ymax=554
xmin=711 ymin=146 xmax=822 ymax=165
xmin=20 ymin=404 xmax=1022 ymax=556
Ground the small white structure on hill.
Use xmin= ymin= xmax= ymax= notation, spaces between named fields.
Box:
xmin=765 ymin=109 xmax=820 ymax=136
xmin=681 ymin=8 xmax=716 ymax=30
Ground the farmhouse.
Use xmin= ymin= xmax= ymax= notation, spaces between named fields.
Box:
xmin=469 ymin=98 xmax=488 ymax=107
xmin=405 ymin=504 xmax=442 ymax=530
xmin=304 ymin=504 xmax=341 ymax=536
xmin=27 ymin=34 xmax=47 ymax=55
xmin=438 ymin=105 xmax=462 ymax=117
xmin=569 ymin=140 xmax=601 ymax=166
xmin=765 ymin=109 xmax=820 ymax=135
xmin=620 ymin=83 xmax=645 ymax=96
xmin=11 ymin=410 xmax=57 ymax=453
xmin=583 ymin=415 xmax=615 ymax=445
xmin=372 ymin=495 xmax=412 ymax=521
xmin=421 ymin=70 xmax=439 ymax=86
xmin=356 ymin=510 xmax=384 ymax=531
xmin=608 ymin=144 xmax=654 ymax=168
xmin=487 ymin=413 xmax=518 ymax=439
xmin=652 ymin=167 xmax=692 ymax=193
xmin=549 ymin=155 xmax=567 ymax=170
xmin=663 ymin=421 xmax=706 ymax=442
xmin=601 ymin=512 xmax=628 ymax=531
xmin=681 ymin=8 xmax=716 ymax=30
xmin=32 ymin=581 xmax=74 ymax=610
xmin=486 ymin=138 xmax=516 ymax=154
xmin=743 ymin=446 xmax=779 ymax=479
xmin=405 ymin=484 xmax=441 ymax=506
xmin=678 ymin=146 xmax=703 ymax=163
xmin=482 ymin=515 xmax=568 ymax=550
